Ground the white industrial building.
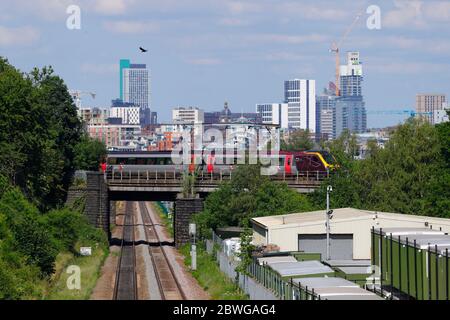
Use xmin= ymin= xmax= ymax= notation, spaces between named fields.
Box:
xmin=433 ymin=102 xmax=449 ymax=124
xmin=251 ymin=208 xmax=450 ymax=260
xmin=256 ymin=103 xmax=289 ymax=128
xmin=172 ymin=106 xmax=204 ymax=124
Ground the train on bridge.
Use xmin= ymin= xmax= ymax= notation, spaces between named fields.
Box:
xmin=106 ymin=150 xmax=338 ymax=176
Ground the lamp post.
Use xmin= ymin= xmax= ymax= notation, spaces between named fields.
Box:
xmin=326 ymin=185 xmax=333 ymax=261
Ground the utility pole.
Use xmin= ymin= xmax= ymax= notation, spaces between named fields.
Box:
xmin=189 ymin=223 xmax=197 ymax=270
xmin=326 ymin=185 xmax=333 ymax=260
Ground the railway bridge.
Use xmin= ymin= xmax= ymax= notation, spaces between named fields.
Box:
xmin=71 ymin=170 xmax=326 ymax=248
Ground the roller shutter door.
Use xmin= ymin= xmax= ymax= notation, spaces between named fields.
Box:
xmin=298 ymin=234 xmax=353 ymax=260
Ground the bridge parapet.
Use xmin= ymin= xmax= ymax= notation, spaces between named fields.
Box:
xmin=105 ymin=169 xmax=327 ymax=193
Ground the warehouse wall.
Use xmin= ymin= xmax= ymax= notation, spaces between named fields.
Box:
xmin=254 ymin=212 xmax=450 ymax=260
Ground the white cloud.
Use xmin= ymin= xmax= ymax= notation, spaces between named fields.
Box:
xmin=218 ymin=17 xmax=251 ymax=27
xmin=423 ymin=1 xmax=450 ymax=22
xmin=242 ymin=33 xmax=329 ymax=45
xmin=93 ymin=0 xmax=131 ymax=15
xmin=80 ymin=63 xmax=118 ymax=75
xmin=103 ymin=20 xmax=160 ymax=34
xmin=381 ymin=0 xmax=450 ymax=28
xmin=186 ymin=58 xmax=222 ymax=65
xmin=365 ymin=59 xmax=450 ymax=75
xmin=0 ymin=25 xmax=40 ymax=47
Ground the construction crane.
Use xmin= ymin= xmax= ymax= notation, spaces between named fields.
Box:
xmin=366 ymin=110 xmax=433 ymax=117
xmin=69 ymin=90 xmax=96 ymax=109
xmin=330 ymin=12 xmax=362 ymax=97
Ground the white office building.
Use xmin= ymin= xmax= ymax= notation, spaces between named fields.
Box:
xmin=434 ymin=102 xmax=449 ymax=124
xmin=256 ymin=103 xmax=289 ymax=128
xmin=284 ymin=79 xmax=316 ymax=132
xmin=172 ymin=106 xmax=204 ymax=124
xmin=110 ymin=105 xmax=140 ymax=125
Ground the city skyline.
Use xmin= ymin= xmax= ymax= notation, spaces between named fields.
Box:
xmin=1 ymin=0 xmax=450 ymax=128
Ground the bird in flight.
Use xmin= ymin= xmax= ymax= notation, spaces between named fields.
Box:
xmin=139 ymin=47 xmax=148 ymax=53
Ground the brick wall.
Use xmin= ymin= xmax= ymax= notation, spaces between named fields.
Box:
xmin=174 ymin=197 xmax=203 ymax=248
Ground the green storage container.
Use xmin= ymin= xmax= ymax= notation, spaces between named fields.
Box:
xmin=372 ymin=227 xmax=450 ymax=300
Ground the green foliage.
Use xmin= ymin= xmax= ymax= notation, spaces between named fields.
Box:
xmin=0 ymin=183 xmax=106 ymax=299
xmin=194 ymin=165 xmax=315 ymax=237
xmin=236 ymin=227 xmax=255 ymax=276
xmin=281 ymin=129 xmax=314 ymax=151
xmin=73 ymin=134 xmax=107 ymax=171
xmin=182 ymin=171 xmax=197 ymax=198
xmin=180 ymin=244 xmax=248 ymax=300
xmin=0 ymin=57 xmax=108 ymax=300
xmin=0 ymin=57 xmax=83 ymax=210
xmin=310 ymin=119 xmax=450 ymax=217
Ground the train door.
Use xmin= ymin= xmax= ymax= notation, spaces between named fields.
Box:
xmin=207 ymin=154 xmax=215 ymax=174
xmin=284 ymin=154 xmax=293 ymax=175
xmin=189 ymin=154 xmax=195 ymax=173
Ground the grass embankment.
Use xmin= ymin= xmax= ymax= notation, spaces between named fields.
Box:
xmin=180 ymin=244 xmax=248 ymax=300
xmin=44 ymin=242 xmax=108 ymax=300
xmin=152 ymin=202 xmax=174 ymax=237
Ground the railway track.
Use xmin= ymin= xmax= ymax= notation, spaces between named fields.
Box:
xmin=114 ymin=202 xmax=138 ymax=300
xmin=139 ymin=202 xmax=186 ymax=300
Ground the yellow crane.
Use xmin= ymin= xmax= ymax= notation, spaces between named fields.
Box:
xmin=330 ymin=13 xmax=362 ymax=96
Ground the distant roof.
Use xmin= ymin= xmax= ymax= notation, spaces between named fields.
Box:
xmin=252 ymin=208 xmax=374 ymax=229
xmin=252 ymin=208 xmax=450 ymax=229
xmin=292 ymin=277 xmax=359 ymax=289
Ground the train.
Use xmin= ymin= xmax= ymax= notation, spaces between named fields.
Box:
xmin=106 ymin=150 xmax=338 ymax=175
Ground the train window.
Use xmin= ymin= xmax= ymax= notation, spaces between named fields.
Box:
xmin=136 ymin=158 xmax=146 ymax=165
xmin=166 ymin=158 xmax=174 ymax=165
xmin=128 ymin=158 xmax=137 ymax=165
xmin=279 ymin=157 xmax=285 ymax=166
xmin=108 ymin=158 xmax=117 ymax=165
xmin=146 ymin=158 xmax=155 ymax=165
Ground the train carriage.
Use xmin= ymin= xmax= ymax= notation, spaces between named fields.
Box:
xmin=106 ymin=150 xmax=337 ymax=176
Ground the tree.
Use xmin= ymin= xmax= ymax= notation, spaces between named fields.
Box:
xmin=310 ymin=119 xmax=450 ymax=217
xmin=0 ymin=58 xmax=83 ymax=209
xmin=74 ymin=134 xmax=107 ymax=171
xmin=282 ymin=129 xmax=314 ymax=151
xmin=194 ymin=165 xmax=315 ymax=237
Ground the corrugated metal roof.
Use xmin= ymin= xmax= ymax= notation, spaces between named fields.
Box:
xmin=257 ymin=256 xmax=297 ymax=266
xmin=337 ymin=266 xmax=373 ymax=275
xmin=314 ymin=287 xmax=383 ymax=300
xmin=382 ymin=232 xmax=450 ymax=249
xmin=379 ymin=228 xmax=444 ymax=236
xmin=325 ymin=294 xmax=384 ymax=300
xmin=292 ymin=277 xmax=359 ymax=288
xmin=325 ymin=260 xmax=371 ymax=267
xmin=269 ymin=261 xmax=334 ymax=277
xmin=252 ymin=209 xmax=450 ymax=230
xmin=252 ymin=208 xmax=373 ymax=228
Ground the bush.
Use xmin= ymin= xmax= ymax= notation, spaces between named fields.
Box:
xmin=12 ymin=218 xmax=58 ymax=276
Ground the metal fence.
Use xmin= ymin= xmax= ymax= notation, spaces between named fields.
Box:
xmin=210 ymin=230 xmax=321 ymax=300
xmin=104 ymin=169 xmax=328 ymax=184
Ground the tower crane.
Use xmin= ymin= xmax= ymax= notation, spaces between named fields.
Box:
xmin=69 ymin=90 xmax=96 ymax=109
xmin=330 ymin=12 xmax=362 ymax=97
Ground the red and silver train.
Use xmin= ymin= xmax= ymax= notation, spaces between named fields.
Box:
xmin=106 ymin=150 xmax=337 ymax=175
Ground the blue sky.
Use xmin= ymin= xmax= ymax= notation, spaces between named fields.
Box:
xmin=1 ymin=0 xmax=449 ymax=128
